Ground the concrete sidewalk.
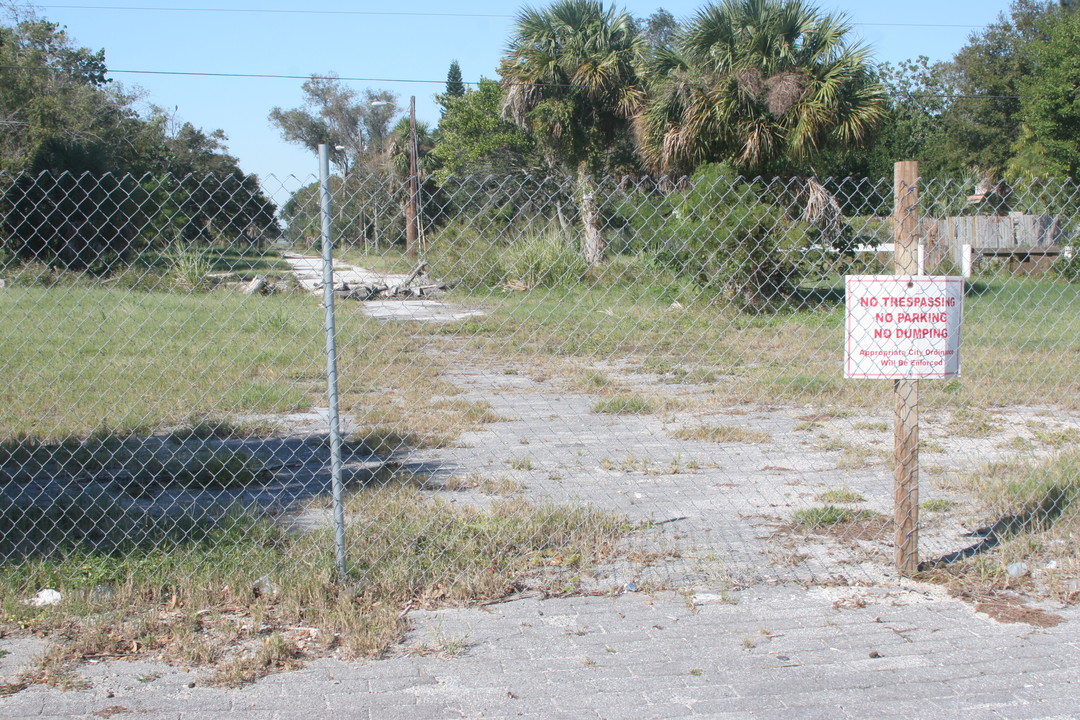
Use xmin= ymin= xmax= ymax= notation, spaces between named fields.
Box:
xmin=281 ymin=252 xmax=486 ymax=323
xmin=2 ymin=580 xmax=1077 ymax=720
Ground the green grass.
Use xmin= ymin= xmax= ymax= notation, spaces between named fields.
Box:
xmin=5 ymin=246 xmax=292 ymax=293
xmin=816 ymin=488 xmax=867 ymax=504
xmin=672 ymin=425 xmax=772 ymax=444
xmin=790 ymin=506 xmax=878 ymax=528
xmin=0 ymin=286 xmax=322 ymax=441
xmin=0 ymin=282 xmax=497 ymax=449
xmin=424 ymin=274 xmax=1078 ymax=413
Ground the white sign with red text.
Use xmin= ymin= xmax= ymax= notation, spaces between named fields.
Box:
xmin=845 ymin=275 xmax=963 ymax=379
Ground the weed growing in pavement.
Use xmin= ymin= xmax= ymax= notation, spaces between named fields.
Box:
xmin=836 ymin=444 xmax=878 ymax=470
xmin=672 ymin=425 xmax=772 ymax=444
xmin=406 ymin=620 xmax=471 ymax=658
xmin=508 ymin=456 xmax=533 ymax=471
xmin=948 ymin=408 xmax=1000 ymax=437
xmin=789 ymin=506 xmax=879 ymax=529
xmin=437 ymin=473 xmax=525 ymax=497
xmin=816 ymin=488 xmax=866 ymax=504
xmin=1031 ymin=427 xmax=1080 ymax=448
xmin=213 ymin=633 xmax=303 ymax=687
xmin=852 ymin=421 xmax=888 ymax=432
xmin=921 ymin=498 xmax=955 ymax=513
xmin=591 ymin=394 xmax=657 ymax=415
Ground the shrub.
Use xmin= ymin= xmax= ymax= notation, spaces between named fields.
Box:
xmin=1052 ymin=247 xmax=1079 ymax=283
xmin=425 ymin=218 xmax=507 ymax=289
xmin=664 ymin=164 xmax=809 ymax=309
xmin=168 ymin=248 xmax=215 ymax=292
xmin=502 ymin=229 xmax=586 ymax=289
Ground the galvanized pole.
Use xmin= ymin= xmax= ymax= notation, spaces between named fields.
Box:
xmin=319 ymin=143 xmax=348 ymax=578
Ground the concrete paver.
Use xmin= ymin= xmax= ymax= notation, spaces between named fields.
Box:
xmin=4 ymin=583 xmax=1077 ymax=719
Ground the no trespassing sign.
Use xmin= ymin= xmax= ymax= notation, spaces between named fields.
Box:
xmin=845 ymin=275 xmax=964 ymax=380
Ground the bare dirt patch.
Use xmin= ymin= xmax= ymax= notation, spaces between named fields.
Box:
xmin=973 ymin=594 xmax=1065 ymax=628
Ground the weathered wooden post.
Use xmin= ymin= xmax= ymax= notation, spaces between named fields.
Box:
xmin=893 ymin=161 xmax=920 ymax=576
xmin=846 ymin=162 xmax=962 ymax=577
xmin=405 ymin=95 xmax=419 ymax=262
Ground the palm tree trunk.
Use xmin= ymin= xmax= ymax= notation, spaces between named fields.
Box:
xmin=578 ymin=163 xmax=604 ymax=265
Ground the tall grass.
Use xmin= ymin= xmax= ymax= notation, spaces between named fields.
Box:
xmin=932 ymin=450 xmax=1080 ymax=600
xmin=0 ymin=481 xmax=628 ymax=676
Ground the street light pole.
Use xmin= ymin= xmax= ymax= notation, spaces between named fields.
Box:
xmin=405 ymin=95 xmax=419 ymax=262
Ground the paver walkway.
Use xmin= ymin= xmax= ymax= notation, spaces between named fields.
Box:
xmin=281 ymin=252 xmax=485 ymax=323
xmin=3 ymin=582 xmax=1077 ymax=719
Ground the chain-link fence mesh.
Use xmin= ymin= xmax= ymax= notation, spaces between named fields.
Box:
xmin=1 ymin=168 xmax=1078 ymax=622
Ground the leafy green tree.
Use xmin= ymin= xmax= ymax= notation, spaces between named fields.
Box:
xmin=147 ymin=117 xmax=276 ymax=246
xmin=637 ymin=0 xmax=885 ymax=177
xmin=938 ymin=0 xmax=1058 ymax=180
xmin=433 ymin=78 xmax=536 ymax=178
xmin=388 ymin=115 xmax=447 ymax=248
xmin=269 ymin=75 xmax=398 ymax=174
xmin=0 ymin=18 xmax=131 ymax=173
xmin=656 ymin=163 xmax=807 ymax=308
xmin=639 ymin=8 xmax=678 ymax=50
xmin=1012 ymin=5 xmax=1080 ymax=178
xmin=851 ymin=57 xmax=957 ymax=180
xmin=0 ymin=15 xmax=276 ymax=269
xmin=500 ymin=0 xmax=644 ymax=264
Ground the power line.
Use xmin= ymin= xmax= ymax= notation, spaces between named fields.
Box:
xmin=35 ymin=4 xmax=986 ymax=29
xmin=36 ymin=5 xmax=515 ymax=19
xmin=0 ymin=65 xmax=1025 ymax=100
xmin=854 ymin=22 xmax=982 ymax=29
xmin=0 ymin=65 xmax=449 ymax=84
xmin=118 ymin=69 xmax=450 ymax=85
xmin=0 ymin=65 xmax=1019 ymax=99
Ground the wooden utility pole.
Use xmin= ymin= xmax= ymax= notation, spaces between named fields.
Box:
xmin=404 ymin=95 xmax=419 ymax=262
xmin=893 ymin=160 xmax=920 ymax=576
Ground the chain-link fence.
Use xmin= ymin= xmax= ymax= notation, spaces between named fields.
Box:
xmin=1 ymin=167 xmax=1078 ymax=627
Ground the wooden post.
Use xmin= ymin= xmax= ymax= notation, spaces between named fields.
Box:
xmin=893 ymin=161 xmax=920 ymax=576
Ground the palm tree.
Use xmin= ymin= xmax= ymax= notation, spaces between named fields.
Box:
xmin=500 ymin=0 xmax=643 ymax=264
xmin=637 ymin=0 xmax=885 ymax=177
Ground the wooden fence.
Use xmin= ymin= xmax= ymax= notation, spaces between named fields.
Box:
xmin=921 ymin=214 xmax=1070 ymax=270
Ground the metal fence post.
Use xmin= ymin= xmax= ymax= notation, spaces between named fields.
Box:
xmin=319 ymin=143 xmax=348 ymax=579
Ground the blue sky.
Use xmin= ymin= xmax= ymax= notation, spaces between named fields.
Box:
xmin=17 ymin=1 xmax=1018 ymax=186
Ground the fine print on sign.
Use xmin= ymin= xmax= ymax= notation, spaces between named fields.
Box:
xmin=845 ymin=275 xmax=964 ymax=379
